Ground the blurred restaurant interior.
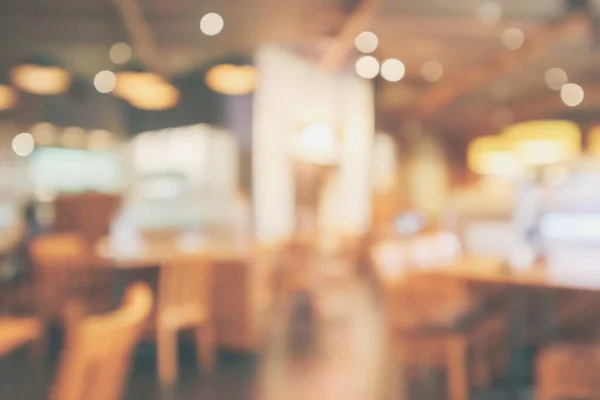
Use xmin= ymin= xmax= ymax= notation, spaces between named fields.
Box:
xmin=3 ymin=0 xmax=600 ymax=399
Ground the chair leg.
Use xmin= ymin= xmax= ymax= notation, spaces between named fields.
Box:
xmin=195 ymin=323 xmax=215 ymax=372
xmin=446 ymin=336 xmax=468 ymax=400
xmin=157 ymin=329 xmax=179 ymax=387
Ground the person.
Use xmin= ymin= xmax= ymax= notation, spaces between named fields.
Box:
xmin=4 ymin=198 xmax=42 ymax=282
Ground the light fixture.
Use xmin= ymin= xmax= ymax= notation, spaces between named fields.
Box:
xmin=561 ymin=83 xmax=584 ymax=107
xmin=503 ymin=120 xmax=581 ymax=166
xmin=10 ymin=56 xmax=71 ymax=95
xmin=355 ymin=56 xmax=379 ymax=79
xmin=421 ymin=60 xmax=443 ymax=82
xmin=200 ymin=13 xmax=224 ymax=36
xmin=545 ymin=68 xmax=568 ymax=91
xmin=109 ymin=43 xmax=132 ymax=65
xmin=468 ymin=135 xmax=521 ymax=177
xmin=588 ymin=126 xmax=600 ymax=156
xmin=0 ymin=84 xmax=16 ymax=111
xmin=205 ymin=64 xmax=258 ymax=95
xmin=114 ymin=69 xmax=180 ymax=110
xmin=380 ymin=59 xmax=405 ymax=82
xmin=501 ymin=28 xmax=525 ymax=50
xmin=355 ymin=31 xmax=378 ymax=54
xmin=94 ymin=70 xmax=117 ymax=93
xmin=290 ymin=124 xmax=339 ymax=165
xmin=126 ymin=81 xmax=180 ymax=110
xmin=12 ymin=132 xmax=35 ymax=157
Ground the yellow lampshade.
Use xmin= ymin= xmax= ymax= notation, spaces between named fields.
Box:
xmin=126 ymin=81 xmax=180 ymax=110
xmin=114 ymin=71 xmax=164 ymax=99
xmin=588 ymin=126 xmax=600 ymax=156
xmin=10 ymin=64 xmax=71 ymax=95
xmin=205 ymin=64 xmax=258 ymax=95
xmin=0 ymin=85 xmax=16 ymax=110
xmin=114 ymin=71 xmax=179 ymax=110
xmin=503 ymin=120 xmax=581 ymax=166
xmin=468 ymin=135 xmax=521 ymax=177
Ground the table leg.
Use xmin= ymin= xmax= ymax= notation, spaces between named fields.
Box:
xmin=506 ymin=286 xmax=528 ymax=399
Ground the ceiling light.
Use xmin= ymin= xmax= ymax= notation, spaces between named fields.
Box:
xmin=421 ymin=60 xmax=443 ymax=82
xmin=94 ymin=70 xmax=117 ymax=93
xmin=200 ymin=13 xmax=224 ymax=36
xmin=355 ymin=31 xmax=378 ymax=54
xmin=380 ymin=59 xmax=405 ymax=82
xmin=11 ymin=62 xmax=71 ymax=95
xmin=127 ymin=82 xmax=180 ymax=110
xmin=503 ymin=120 xmax=581 ymax=166
xmin=355 ymin=56 xmax=379 ymax=79
xmin=561 ymin=83 xmax=584 ymax=107
xmin=114 ymin=71 xmax=164 ymax=99
xmin=477 ymin=1 xmax=503 ymax=25
xmin=206 ymin=64 xmax=258 ymax=95
xmin=501 ymin=28 xmax=525 ymax=50
xmin=0 ymin=85 xmax=16 ymax=111
xmin=109 ymin=42 xmax=132 ymax=65
xmin=12 ymin=132 xmax=35 ymax=157
xmin=545 ymin=68 xmax=568 ymax=91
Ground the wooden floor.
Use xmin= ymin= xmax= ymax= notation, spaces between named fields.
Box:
xmin=0 ymin=268 xmax=532 ymax=400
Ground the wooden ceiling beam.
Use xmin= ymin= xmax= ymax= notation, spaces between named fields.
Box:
xmin=112 ymin=0 xmax=168 ymax=76
xmin=410 ymin=10 xmax=591 ymax=120
xmin=318 ymin=0 xmax=382 ymax=71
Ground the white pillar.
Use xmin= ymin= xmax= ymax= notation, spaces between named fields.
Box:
xmin=253 ymin=45 xmax=374 ymax=244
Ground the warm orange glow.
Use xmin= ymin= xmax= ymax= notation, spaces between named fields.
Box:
xmin=468 ymin=135 xmax=520 ymax=177
xmin=114 ymin=71 xmax=179 ymax=110
xmin=588 ymin=126 xmax=600 ymax=156
xmin=10 ymin=64 xmax=71 ymax=95
xmin=290 ymin=124 xmax=339 ymax=165
xmin=126 ymin=82 xmax=180 ymax=110
xmin=503 ymin=120 xmax=581 ymax=166
xmin=0 ymin=84 xmax=16 ymax=110
xmin=205 ymin=64 xmax=258 ymax=95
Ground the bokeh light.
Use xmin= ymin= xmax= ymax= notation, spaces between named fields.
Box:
xmin=561 ymin=83 xmax=584 ymax=107
xmin=109 ymin=42 xmax=132 ymax=65
xmin=421 ymin=60 xmax=443 ymax=82
xmin=12 ymin=132 xmax=35 ymax=157
xmin=380 ymin=59 xmax=405 ymax=82
xmin=354 ymin=31 xmax=378 ymax=54
xmin=501 ymin=28 xmax=525 ymax=50
xmin=545 ymin=68 xmax=568 ymax=91
xmin=355 ymin=56 xmax=379 ymax=79
xmin=94 ymin=70 xmax=117 ymax=93
xmin=200 ymin=13 xmax=224 ymax=36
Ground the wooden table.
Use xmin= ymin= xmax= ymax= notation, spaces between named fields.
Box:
xmin=374 ymin=255 xmax=600 ymax=399
xmin=93 ymin=237 xmax=277 ymax=352
xmin=0 ymin=317 xmax=41 ymax=358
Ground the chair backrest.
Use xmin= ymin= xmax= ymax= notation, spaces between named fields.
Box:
xmin=159 ymin=254 xmax=213 ymax=317
xmin=49 ymin=283 xmax=153 ymax=400
xmin=30 ymin=233 xmax=90 ymax=269
xmin=30 ymin=233 xmax=109 ymax=319
xmin=389 ymin=273 xmax=472 ymax=329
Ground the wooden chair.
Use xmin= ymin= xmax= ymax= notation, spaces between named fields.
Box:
xmin=155 ymin=253 xmax=215 ymax=387
xmin=385 ymin=273 xmax=508 ymax=400
xmin=49 ymin=283 xmax=153 ymax=400
xmin=29 ymin=233 xmax=112 ymax=320
xmin=536 ymin=342 xmax=600 ymax=400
